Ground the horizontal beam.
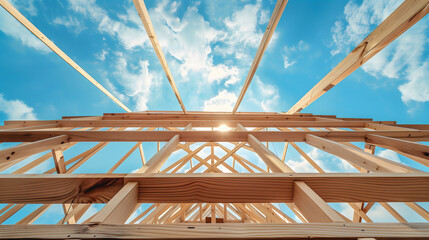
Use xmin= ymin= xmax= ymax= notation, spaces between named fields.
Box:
xmin=1 ymin=130 xmax=428 ymax=142
xmin=12 ymin=120 xmax=371 ymax=128
xmin=1 ymin=223 xmax=429 ymax=239
xmin=0 ymin=135 xmax=69 ymax=165
xmin=1 ymin=173 xmax=428 ymax=203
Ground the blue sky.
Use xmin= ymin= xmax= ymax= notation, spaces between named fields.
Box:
xmin=0 ymin=0 xmax=429 ymax=224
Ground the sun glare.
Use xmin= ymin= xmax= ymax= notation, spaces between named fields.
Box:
xmin=216 ymin=124 xmax=231 ymax=132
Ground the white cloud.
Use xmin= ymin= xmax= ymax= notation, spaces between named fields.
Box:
xmin=331 ymin=0 xmax=429 ymax=105
xmin=0 ymin=7 xmax=50 ymax=53
xmin=331 ymin=0 xmax=403 ymax=55
xmin=96 ymin=49 xmax=109 ymax=61
xmin=245 ymin=77 xmax=280 ymax=112
xmin=113 ymin=54 xmax=155 ymax=111
xmin=398 ymin=62 xmax=429 ymax=102
xmin=53 ymin=15 xmax=85 ymax=33
xmin=203 ymin=90 xmax=237 ymax=112
xmin=0 ymin=93 xmax=37 ymax=120
xmin=287 ymin=147 xmax=356 ymax=173
xmin=9 ymin=0 xmax=38 ymax=16
xmin=68 ymin=0 xmax=148 ymax=50
xmin=377 ymin=149 xmax=401 ymax=163
xmin=283 ymin=56 xmax=295 ymax=69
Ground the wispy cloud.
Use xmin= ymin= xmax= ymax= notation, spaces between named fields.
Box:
xmin=53 ymin=15 xmax=85 ymax=34
xmin=68 ymin=0 xmax=149 ymax=50
xmin=203 ymin=90 xmax=237 ymax=111
xmin=113 ymin=53 xmax=156 ymax=111
xmin=331 ymin=0 xmax=429 ymax=106
xmin=0 ymin=93 xmax=37 ymax=120
xmin=0 ymin=7 xmax=50 ymax=53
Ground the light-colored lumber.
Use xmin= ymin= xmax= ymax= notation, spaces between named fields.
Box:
xmin=305 ymin=134 xmax=419 ymax=172
xmin=248 ymin=134 xmax=293 ymax=172
xmin=366 ymin=134 xmax=429 ymax=166
xmin=2 ymin=223 xmax=429 ymax=239
xmin=132 ymin=0 xmax=186 ymax=113
xmin=233 ymin=0 xmax=288 ymax=113
xmin=90 ymin=182 xmax=138 ymax=224
xmin=0 ymin=0 xmax=131 ymax=112
xmin=2 ymin=129 xmax=429 ymax=143
xmin=293 ymin=181 xmax=344 ymax=223
xmin=287 ymin=0 xmax=429 ymax=113
xmin=52 ymin=149 xmax=66 ymax=173
xmin=0 ymin=135 xmax=69 ymax=165
xmin=139 ymin=135 xmax=180 ymax=173
xmin=2 ymin=173 xmax=429 ymax=203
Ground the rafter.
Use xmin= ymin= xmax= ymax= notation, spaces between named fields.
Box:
xmin=287 ymin=0 xmax=429 ymax=113
xmin=0 ymin=0 xmax=131 ymax=112
xmin=132 ymin=0 xmax=187 ymax=113
xmin=233 ymin=0 xmax=288 ymax=113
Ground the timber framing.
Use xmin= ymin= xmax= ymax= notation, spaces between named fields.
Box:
xmin=1 ymin=0 xmax=429 ymax=238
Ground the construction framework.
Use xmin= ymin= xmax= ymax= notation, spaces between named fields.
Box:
xmin=0 ymin=0 xmax=429 ymax=239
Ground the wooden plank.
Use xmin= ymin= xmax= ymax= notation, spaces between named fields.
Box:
xmin=0 ymin=174 xmax=125 ymax=204
xmin=140 ymin=135 xmax=180 ymax=173
xmin=305 ymin=134 xmax=418 ymax=172
xmin=2 ymin=130 xmax=429 ymax=143
xmin=1 ymin=173 xmax=429 ymax=204
xmin=233 ymin=0 xmax=288 ymax=113
xmin=293 ymin=181 xmax=344 ymax=223
xmin=1 ymin=223 xmax=429 ymax=239
xmin=90 ymin=182 xmax=138 ymax=224
xmin=0 ymin=0 xmax=131 ymax=112
xmin=366 ymin=134 xmax=429 ymax=164
xmin=132 ymin=0 xmax=186 ymax=113
xmin=248 ymin=134 xmax=293 ymax=173
xmin=287 ymin=0 xmax=429 ymax=113
xmin=52 ymin=149 xmax=66 ymax=173
xmin=0 ymin=135 xmax=69 ymax=165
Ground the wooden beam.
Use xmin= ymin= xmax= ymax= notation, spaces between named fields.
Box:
xmin=248 ymin=134 xmax=293 ymax=173
xmin=0 ymin=0 xmax=131 ymax=112
xmin=1 ymin=173 xmax=429 ymax=203
xmin=287 ymin=0 xmax=429 ymax=113
xmin=132 ymin=0 xmax=186 ymax=113
xmin=305 ymin=134 xmax=418 ymax=172
xmin=293 ymin=181 xmax=344 ymax=223
xmin=2 ymin=130 xmax=429 ymax=143
xmin=0 ymin=135 xmax=69 ymax=165
xmin=139 ymin=135 xmax=180 ymax=173
xmin=233 ymin=0 xmax=288 ymax=113
xmin=90 ymin=182 xmax=138 ymax=224
xmin=52 ymin=149 xmax=66 ymax=174
xmin=1 ymin=223 xmax=429 ymax=239
xmin=366 ymin=134 xmax=429 ymax=165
